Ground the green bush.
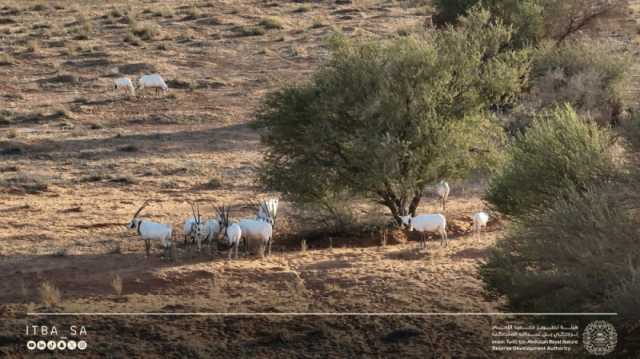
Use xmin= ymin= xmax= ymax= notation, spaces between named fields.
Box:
xmin=486 ymin=105 xmax=620 ymax=218
xmin=255 ymin=8 xmax=529 ymax=224
xmin=481 ymin=178 xmax=640 ymax=355
xmin=434 ymin=0 xmax=544 ymax=47
xmin=529 ymin=39 xmax=632 ymax=126
xmin=433 ymin=0 xmax=628 ymax=48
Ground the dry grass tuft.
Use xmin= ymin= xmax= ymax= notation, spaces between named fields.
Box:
xmin=0 ymin=53 xmax=14 ymax=66
xmin=111 ymin=274 xmax=123 ymax=296
xmin=0 ymin=173 xmax=49 ymax=194
xmin=38 ymin=281 xmax=61 ymax=308
xmin=25 ymin=40 xmax=40 ymax=53
xmin=130 ymin=22 xmax=160 ymax=41
xmin=259 ymin=17 xmax=284 ymax=30
xmin=233 ymin=25 xmax=265 ymax=37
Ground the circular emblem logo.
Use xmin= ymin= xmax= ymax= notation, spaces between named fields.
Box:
xmin=67 ymin=340 xmax=77 ymax=350
xmin=36 ymin=340 xmax=46 ymax=350
xmin=47 ymin=340 xmax=56 ymax=350
xmin=57 ymin=340 xmax=67 ymax=350
xmin=78 ymin=340 xmax=87 ymax=350
xmin=583 ymin=320 xmax=617 ymax=356
xmin=26 ymin=341 xmax=36 ymax=351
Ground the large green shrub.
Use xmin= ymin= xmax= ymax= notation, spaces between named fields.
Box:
xmin=433 ymin=0 xmax=628 ymax=48
xmin=486 ymin=105 xmax=619 ymax=218
xmin=255 ymin=9 xmax=530 ymax=224
xmin=434 ymin=0 xmax=544 ymax=48
xmin=481 ymin=178 xmax=640 ymax=356
xmin=529 ymin=39 xmax=632 ymax=126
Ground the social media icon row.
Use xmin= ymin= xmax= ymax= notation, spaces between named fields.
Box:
xmin=27 ymin=340 xmax=87 ymax=351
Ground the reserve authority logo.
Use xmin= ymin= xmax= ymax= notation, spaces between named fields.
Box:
xmin=583 ymin=320 xmax=617 ymax=356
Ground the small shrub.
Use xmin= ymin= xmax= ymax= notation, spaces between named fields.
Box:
xmin=183 ymin=6 xmax=203 ymax=20
xmin=25 ymin=40 xmax=40 ymax=53
xmin=38 ymin=281 xmax=61 ymax=308
xmin=111 ymin=274 xmax=123 ymax=296
xmin=124 ymin=32 xmax=142 ymax=46
xmin=108 ymin=242 xmax=122 ymax=254
xmin=32 ymin=3 xmax=48 ymax=12
xmin=310 ymin=18 xmax=325 ymax=29
xmin=117 ymin=144 xmax=138 ymax=153
xmin=233 ymin=25 xmax=265 ymax=37
xmin=52 ymin=248 xmax=68 ymax=257
xmin=486 ymin=105 xmax=620 ymax=218
xmin=1 ymin=173 xmax=49 ymax=194
xmin=0 ymin=53 xmax=14 ymax=66
xmin=130 ymin=22 xmax=159 ymax=41
xmin=259 ymin=17 xmax=284 ymax=30
xmin=203 ymin=177 xmax=223 ymax=189
xmin=109 ymin=7 xmax=123 ymax=18
xmin=294 ymin=5 xmax=311 ymax=13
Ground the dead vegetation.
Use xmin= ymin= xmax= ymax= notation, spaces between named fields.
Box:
xmin=38 ymin=281 xmax=61 ymax=308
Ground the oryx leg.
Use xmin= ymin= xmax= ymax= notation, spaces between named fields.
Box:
xmin=268 ymin=238 xmax=272 ymax=257
xmin=145 ymin=239 xmax=151 ymax=258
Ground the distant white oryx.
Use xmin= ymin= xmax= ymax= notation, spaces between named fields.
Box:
xmin=239 ymin=201 xmax=275 ymax=257
xmin=218 ymin=206 xmax=241 ymax=260
xmin=127 ymin=200 xmax=174 ymax=258
xmin=436 ymin=180 xmax=450 ymax=211
xmin=399 ymin=213 xmax=448 ymax=249
xmin=114 ymin=77 xmax=135 ymax=97
xmin=472 ymin=211 xmax=489 ymax=238
xmin=138 ymin=73 xmax=168 ymax=97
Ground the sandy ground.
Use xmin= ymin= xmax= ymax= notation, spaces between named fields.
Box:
xmin=2 ymin=0 xmax=637 ymax=357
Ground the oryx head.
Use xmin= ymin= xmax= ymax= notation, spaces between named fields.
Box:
xmin=128 ymin=200 xmax=149 ymax=230
xmin=217 ymin=205 xmax=233 ymax=244
xmin=189 ymin=201 xmax=203 ymax=239
xmin=399 ymin=215 xmax=413 ymax=231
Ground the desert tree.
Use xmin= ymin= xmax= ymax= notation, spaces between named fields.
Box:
xmin=255 ymin=9 xmax=530 ymax=224
xmin=433 ymin=0 xmax=629 ymax=47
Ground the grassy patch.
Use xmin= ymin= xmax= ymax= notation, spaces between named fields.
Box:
xmin=203 ymin=176 xmax=223 ymax=189
xmin=117 ymin=144 xmax=139 ymax=153
xmin=293 ymin=5 xmax=312 ymax=13
xmin=25 ymin=40 xmax=40 ymax=53
xmin=111 ymin=274 xmax=123 ymax=296
xmin=233 ymin=25 xmax=266 ymax=37
xmin=39 ymin=281 xmax=61 ymax=308
xmin=1 ymin=173 xmax=49 ymax=194
xmin=259 ymin=17 xmax=284 ymax=30
xmin=130 ymin=22 xmax=160 ymax=41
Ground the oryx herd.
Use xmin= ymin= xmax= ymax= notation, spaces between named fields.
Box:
xmin=127 ymin=198 xmax=278 ymax=260
xmin=126 ymin=180 xmax=491 ymax=259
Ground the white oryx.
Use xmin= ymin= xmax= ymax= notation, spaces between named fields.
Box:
xmin=114 ymin=77 xmax=135 ymax=97
xmin=436 ymin=180 xmax=450 ymax=211
xmin=472 ymin=211 xmax=489 ymax=238
xmin=218 ymin=206 xmax=241 ymax=260
xmin=399 ymin=213 xmax=448 ymax=249
xmin=239 ymin=201 xmax=274 ymax=257
xmin=127 ymin=200 xmax=173 ymax=258
xmin=138 ymin=73 xmax=168 ymax=96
